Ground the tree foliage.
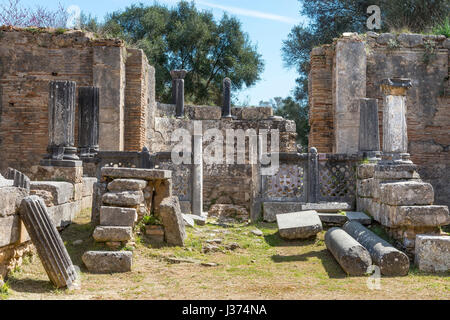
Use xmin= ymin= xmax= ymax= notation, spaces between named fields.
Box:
xmin=99 ymin=1 xmax=264 ymax=105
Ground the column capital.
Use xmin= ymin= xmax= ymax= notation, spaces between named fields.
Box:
xmin=380 ymin=78 xmax=412 ymax=96
xmin=170 ymin=69 xmax=188 ymax=80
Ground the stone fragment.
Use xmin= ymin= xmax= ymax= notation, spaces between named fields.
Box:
xmin=277 ymin=211 xmax=323 ymax=240
xmin=107 ymin=179 xmax=147 ymax=192
xmin=91 ymin=182 xmax=107 ymax=226
xmin=101 ymin=167 xmax=171 ymax=180
xmin=397 ymin=33 xmax=423 ymax=47
xmin=318 ymin=213 xmax=348 ymax=226
xmin=182 ymin=214 xmax=195 ymax=227
xmin=357 ymin=164 xmax=375 ymax=179
xmin=325 ymin=227 xmax=373 ymax=275
xmin=160 ymin=196 xmax=186 ymax=246
xmin=102 ymin=191 xmax=144 ymax=207
xmin=202 ymin=243 xmax=220 ymax=253
xmin=343 ymin=221 xmax=410 ymax=276
xmin=374 ymin=164 xmax=420 ymax=180
xmin=346 ymin=212 xmax=372 ymax=225
xmin=100 ymin=206 xmax=137 ymax=227
xmin=251 ymin=229 xmax=263 ymax=236
xmin=30 ymin=181 xmax=73 ymax=205
xmin=415 ymin=235 xmax=450 ymax=272
xmin=0 ymin=215 xmax=20 ymax=247
xmin=208 ymin=204 xmax=248 ymax=221
xmin=263 ymin=202 xmax=303 ymax=222
xmin=145 ymin=225 xmax=165 ymax=243
xmin=376 ymin=33 xmax=396 ymax=45
xmin=389 ymin=205 xmax=450 ymax=227
xmin=379 ymin=181 xmax=434 ymax=206
xmin=193 ymin=106 xmax=221 ymax=120
xmin=0 ymin=187 xmax=28 ymax=217
xmin=19 ymin=196 xmax=77 ymax=288
xmin=241 ymin=107 xmax=273 ymax=120
xmin=5 ymin=168 xmax=31 ymax=191
xmin=301 ymin=202 xmax=352 ymax=213
xmin=105 ymin=242 xmax=122 ymax=250
xmin=82 ymin=177 xmax=97 ymax=197
xmin=93 ymin=226 xmax=132 ymax=242
xmin=82 ymin=251 xmax=132 ymax=273
xmin=183 ymin=213 xmax=206 ymax=226
xmin=47 ymin=202 xmax=77 ymax=229
xmin=73 ymin=240 xmax=83 ymax=245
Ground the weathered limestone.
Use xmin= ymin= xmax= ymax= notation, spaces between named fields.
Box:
xmin=100 ymin=206 xmax=137 ymax=227
xmin=30 ymin=165 xmax=83 ymax=184
xmin=182 ymin=214 xmax=195 ymax=228
xmin=263 ymin=202 xmax=303 ymax=222
xmin=82 ymin=251 xmax=132 ymax=273
xmin=358 ymin=98 xmax=380 ymax=160
xmin=78 ymin=86 xmax=100 ymax=158
xmin=159 ymin=196 xmax=186 ymax=246
xmin=301 ymin=202 xmax=353 ymax=213
xmin=191 ymin=134 xmax=203 ymax=216
xmin=208 ymin=204 xmax=248 ymax=221
xmin=318 ymin=213 xmax=348 ymax=226
xmin=93 ymin=226 xmax=133 ymax=242
xmin=107 ymin=179 xmax=147 ymax=192
xmin=333 ymin=36 xmax=366 ymax=154
xmin=91 ymin=182 xmax=107 ymax=226
xmin=5 ymin=168 xmax=31 ymax=191
xmin=222 ymin=78 xmax=232 ymax=118
xmin=101 ymin=167 xmax=171 ymax=180
xmin=170 ymin=69 xmax=187 ymax=118
xmin=183 ymin=213 xmax=207 ymax=226
xmin=41 ymin=81 xmax=81 ymax=166
xmin=30 ymin=182 xmax=74 ymax=206
xmin=380 ymin=78 xmax=412 ymax=164
xmin=102 ymin=191 xmax=144 ymax=207
xmin=0 ymin=187 xmax=29 ymax=217
xmin=415 ymin=235 xmax=450 ymax=272
xmin=47 ymin=202 xmax=77 ymax=229
xmin=19 ymin=196 xmax=77 ymax=288
xmin=325 ymin=227 xmax=373 ymax=275
xmin=379 ymin=181 xmax=434 ymax=206
xmin=145 ymin=225 xmax=165 ymax=243
xmin=346 ymin=211 xmax=371 ymax=225
xmin=0 ymin=216 xmax=20 ymax=247
xmin=276 ymin=211 xmax=323 ymax=240
xmin=343 ymin=221 xmax=410 ymax=276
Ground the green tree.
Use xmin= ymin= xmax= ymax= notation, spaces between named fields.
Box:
xmin=260 ymin=97 xmax=310 ymax=148
xmin=99 ymin=1 xmax=264 ymax=105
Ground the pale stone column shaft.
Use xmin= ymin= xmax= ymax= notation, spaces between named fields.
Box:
xmin=191 ymin=134 xmax=203 ymax=216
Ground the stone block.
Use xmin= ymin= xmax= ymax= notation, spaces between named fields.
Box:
xmin=192 ymin=106 xmax=221 ymax=120
xmin=318 ymin=213 xmax=348 ymax=226
xmin=47 ymin=202 xmax=77 ymax=229
xmin=183 ymin=214 xmax=207 ymax=226
xmin=374 ymin=164 xmax=420 ymax=180
xmin=107 ymin=179 xmax=147 ymax=192
xmin=91 ymin=182 xmax=107 ymax=226
xmin=357 ymin=179 xmax=373 ymax=198
xmin=415 ymin=235 xmax=450 ymax=272
xmin=376 ymin=33 xmax=396 ymax=45
xmin=73 ymin=183 xmax=83 ymax=201
xmin=100 ymin=206 xmax=137 ymax=227
xmin=82 ymin=177 xmax=97 ymax=197
xmin=0 ymin=215 xmax=20 ymax=247
xmin=102 ymin=191 xmax=144 ymax=207
xmin=160 ymin=196 xmax=186 ymax=246
xmin=302 ymin=202 xmax=353 ymax=213
xmin=101 ymin=167 xmax=171 ymax=180
xmin=276 ymin=211 xmax=323 ymax=240
xmin=379 ymin=181 xmax=434 ymax=206
xmin=241 ymin=107 xmax=273 ymax=120
xmin=179 ymin=201 xmax=191 ymax=214
xmin=182 ymin=214 xmax=195 ymax=227
xmin=208 ymin=204 xmax=248 ymax=221
xmin=357 ymin=164 xmax=375 ymax=179
xmin=30 ymin=165 xmax=83 ymax=184
xmin=381 ymin=204 xmax=450 ymax=228
xmin=346 ymin=211 xmax=372 ymax=225
xmin=0 ymin=187 xmax=28 ymax=217
xmin=93 ymin=226 xmax=133 ymax=242
xmin=263 ymin=202 xmax=303 ymax=222
xmin=30 ymin=181 xmax=74 ymax=205
xmin=82 ymin=251 xmax=132 ymax=273
xmin=397 ymin=33 xmax=423 ymax=47
xmin=81 ymin=195 xmax=92 ymax=211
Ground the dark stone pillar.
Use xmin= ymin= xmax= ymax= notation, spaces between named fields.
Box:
xmin=78 ymin=86 xmax=99 ymax=158
xmin=222 ymin=77 xmax=232 ymax=118
xmin=308 ymin=147 xmax=319 ymax=203
xmin=20 ymin=196 xmax=78 ymax=288
xmin=170 ymin=70 xmax=187 ymax=118
xmin=41 ymin=81 xmax=81 ymax=167
xmin=358 ymin=98 xmax=381 ymax=161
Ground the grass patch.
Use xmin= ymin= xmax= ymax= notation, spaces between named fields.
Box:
xmin=432 ymin=17 xmax=450 ymax=37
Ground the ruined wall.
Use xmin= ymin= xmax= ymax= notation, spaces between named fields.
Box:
xmin=308 ymin=33 xmax=450 ymax=206
xmin=0 ymin=27 xmax=152 ymax=175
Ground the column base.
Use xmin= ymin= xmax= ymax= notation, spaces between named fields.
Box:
xmin=40 ymin=159 xmax=82 ymax=167
xmin=380 ymin=152 xmax=412 ymax=165
xmin=358 ymin=151 xmax=381 ymax=163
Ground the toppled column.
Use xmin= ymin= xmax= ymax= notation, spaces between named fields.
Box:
xmin=358 ymin=98 xmax=381 ymax=161
xmin=325 ymin=227 xmax=372 ymax=275
xmin=41 ymin=81 xmax=81 ymax=166
xmin=343 ymin=221 xmax=409 ymax=276
xmin=170 ymin=70 xmax=187 ymax=118
xmin=6 ymin=168 xmax=30 ymax=191
xmin=380 ymin=78 xmax=412 ymax=164
xmin=19 ymin=196 xmax=77 ymax=288
xmin=78 ymin=86 xmax=100 ymax=158
xmin=222 ymin=78 xmax=232 ymax=118
xmin=191 ymin=134 xmax=203 ymax=216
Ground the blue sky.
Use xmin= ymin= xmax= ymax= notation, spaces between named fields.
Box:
xmin=20 ymin=0 xmax=307 ymax=105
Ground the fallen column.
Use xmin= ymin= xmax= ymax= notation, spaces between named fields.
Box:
xmin=325 ymin=227 xmax=372 ymax=276
xmin=343 ymin=221 xmax=410 ymax=276
xmin=19 ymin=195 xmax=77 ymax=288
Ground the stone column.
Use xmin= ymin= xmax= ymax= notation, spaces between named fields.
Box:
xmin=380 ymin=78 xmax=412 ymax=164
xmin=307 ymin=147 xmax=319 ymax=203
xmin=358 ymin=98 xmax=381 ymax=161
xmin=170 ymin=70 xmax=187 ymax=118
xmin=222 ymin=78 xmax=232 ymax=118
xmin=191 ymin=134 xmax=203 ymax=216
xmin=78 ymin=86 xmax=100 ymax=158
xmin=20 ymin=196 xmax=78 ymax=288
xmin=41 ymin=81 xmax=81 ymax=167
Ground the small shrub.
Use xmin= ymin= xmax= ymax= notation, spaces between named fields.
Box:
xmin=387 ymin=38 xmax=401 ymax=51
xmin=432 ymin=17 xmax=450 ymax=37
xmin=0 ymin=281 xmax=9 ymax=300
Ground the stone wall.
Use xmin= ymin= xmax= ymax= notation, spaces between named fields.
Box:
xmin=0 ymin=27 xmax=154 ymax=175
xmin=308 ymin=33 xmax=450 ymax=206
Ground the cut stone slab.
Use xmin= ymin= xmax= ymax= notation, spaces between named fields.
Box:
xmin=379 ymin=181 xmax=434 ymax=206
xmin=302 ymin=202 xmax=353 ymax=213
xmin=388 ymin=205 xmax=450 ymax=227
xmin=276 ymin=211 xmax=323 ymax=240
xmin=184 ymin=213 xmax=206 ymax=226
xmin=374 ymin=164 xmax=420 ymax=180
xmin=102 ymin=191 xmax=144 ymax=207
xmin=0 ymin=187 xmax=29 ymax=217
xmin=160 ymin=196 xmax=186 ymax=246
xmin=182 ymin=214 xmax=195 ymax=228
xmin=93 ymin=226 xmax=132 ymax=242
xmin=0 ymin=215 xmax=20 ymax=247
xmin=30 ymin=181 xmax=74 ymax=205
xmin=325 ymin=227 xmax=372 ymax=275
xmin=346 ymin=212 xmax=372 ymax=225
xmin=82 ymin=177 xmax=97 ymax=197
xmin=100 ymin=206 xmax=137 ymax=227
xmin=415 ymin=235 xmax=450 ymax=272
xmin=107 ymin=179 xmax=147 ymax=192
xmin=82 ymin=251 xmax=132 ymax=273
xmin=318 ymin=213 xmax=348 ymax=226
xmin=47 ymin=202 xmax=77 ymax=229
xmin=101 ymin=167 xmax=171 ymax=180
xmin=263 ymin=202 xmax=303 ymax=222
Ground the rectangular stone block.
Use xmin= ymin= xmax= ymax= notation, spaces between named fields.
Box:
xmin=301 ymin=202 xmax=353 ymax=213
xmin=357 ymin=164 xmax=375 ymax=179
xmin=82 ymin=251 xmax=132 ymax=273
xmin=263 ymin=202 xmax=303 ymax=222
xmin=379 ymin=181 xmax=434 ymax=206
xmin=160 ymin=196 xmax=186 ymax=246
xmin=0 ymin=215 xmax=20 ymax=247
xmin=100 ymin=206 xmax=137 ymax=227
xmin=0 ymin=187 xmax=28 ymax=217
xmin=102 ymin=191 xmax=144 ymax=207
xmin=101 ymin=167 xmax=171 ymax=180
xmin=276 ymin=211 xmax=323 ymax=239
xmin=415 ymin=235 xmax=450 ymax=272
xmin=318 ymin=213 xmax=348 ymax=226
xmin=374 ymin=164 xmax=420 ymax=180
xmin=73 ymin=183 xmax=83 ymax=201
xmin=357 ymin=179 xmax=374 ymax=198
xmin=30 ymin=181 xmax=74 ymax=205
xmin=93 ymin=226 xmax=133 ymax=242
xmin=346 ymin=211 xmax=372 ymax=225
xmin=241 ymin=107 xmax=273 ymax=120
xmin=82 ymin=177 xmax=97 ymax=197
xmin=382 ymin=205 xmax=450 ymax=228
xmin=192 ymin=106 xmax=221 ymax=120
xmin=107 ymin=179 xmax=147 ymax=192
xmin=47 ymin=202 xmax=77 ymax=229
xmin=30 ymin=165 xmax=83 ymax=184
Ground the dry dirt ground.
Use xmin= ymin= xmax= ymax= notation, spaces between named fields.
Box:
xmin=3 ymin=209 xmax=449 ymax=300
